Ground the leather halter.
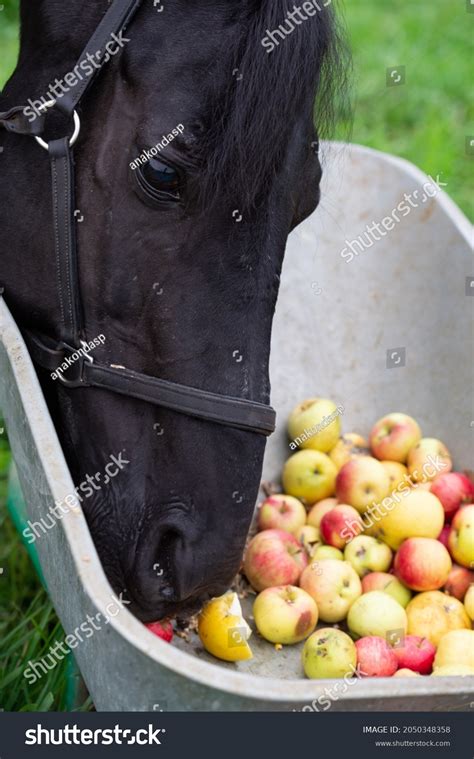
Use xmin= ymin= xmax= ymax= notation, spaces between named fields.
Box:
xmin=0 ymin=0 xmax=276 ymax=437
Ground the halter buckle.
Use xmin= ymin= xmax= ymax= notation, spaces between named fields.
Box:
xmin=55 ymin=340 xmax=92 ymax=388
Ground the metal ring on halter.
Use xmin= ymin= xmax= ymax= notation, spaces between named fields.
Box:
xmin=34 ymin=99 xmax=81 ymax=150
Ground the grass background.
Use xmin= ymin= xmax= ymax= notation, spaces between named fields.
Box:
xmin=0 ymin=0 xmax=472 ymax=712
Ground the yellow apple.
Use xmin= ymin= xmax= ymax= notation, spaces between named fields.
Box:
xmin=253 ymin=585 xmax=318 ymax=645
xmin=406 ymin=590 xmax=471 ymax=647
xmin=407 ymin=438 xmax=452 ymax=483
xmin=282 ymin=450 xmax=337 ymax=505
xmin=432 ymin=665 xmax=474 ymax=676
xmin=329 ymin=433 xmax=369 ymax=471
xmin=464 ymin=584 xmax=474 ymax=620
xmin=433 ymin=629 xmax=474 ymax=670
xmin=288 ymin=398 xmax=342 ymax=453
xmin=448 ymin=504 xmax=474 ymax=568
xmin=364 ymin=490 xmax=444 ymax=550
xmin=307 ymin=497 xmax=337 ymax=527
xmin=381 ymin=460 xmax=409 ymax=492
xmin=393 ymin=668 xmax=421 ymax=677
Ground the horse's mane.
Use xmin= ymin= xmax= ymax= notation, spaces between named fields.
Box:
xmin=197 ymin=0 xmax=350 ymax=214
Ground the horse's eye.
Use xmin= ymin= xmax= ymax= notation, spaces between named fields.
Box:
xmin=135 ymin=157 xmax=182 ymax=203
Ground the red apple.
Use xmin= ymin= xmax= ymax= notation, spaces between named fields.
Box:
xmin=257 ymin=494 xmax=307 ymax=535
xmin=145 ymin=620 xmax=174 ymax=642
xmin=394 ymin=538 xmax=452 ymax=591
xmin=438 ymin=524 xmax=451 ymax=549
xmin=430 ymin=472 xmax=474 ymax=521
xmin=392 ymin=634 xmax=436 ymax=674
xmin=355 ymin=636 xmax=398 ymax=677
xmin=243 ymin=529 xmax=308 ymax=591
xmin=370 ymin=412 xmax=422 ymax=464
xmin=320 ymin=504 xmax=363 ymax=549
xmin=444 ymin=564 xmax=474 ymax=601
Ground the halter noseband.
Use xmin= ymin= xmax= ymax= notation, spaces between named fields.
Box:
xmin=0 ymin=0 xmax=276 ymax=437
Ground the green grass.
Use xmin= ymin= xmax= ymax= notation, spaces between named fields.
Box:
xmin=0 ymin=0 xmax=471 ymax=712
xmin=0 ymin=430 xmax=92 ymax=711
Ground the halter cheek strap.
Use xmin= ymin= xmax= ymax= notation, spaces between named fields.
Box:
xmin=0 ymin=0 xmax=276 ymax=437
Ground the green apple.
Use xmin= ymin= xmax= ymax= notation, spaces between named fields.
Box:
xmin=288 ymin=398 xmax=342 ymax=453
xmin=300 ymin=559 xmax=361 ymax=623
xmin=282 ymin=450 xmax=337 ymax=505
xmin=344 ymin=535 xmax=392 ymax=577
xmin=302 ymin=628 xmax=357 ymax=679
xmin=347 ymin=591 xmax=407 ymax=640
xmin=311 ymin=545 xmax=344 ymax=561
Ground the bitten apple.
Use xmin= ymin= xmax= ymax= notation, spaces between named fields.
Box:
xmin=306 ymin=498 xmax=337 ymax=527
xmin=448 ymin=504 xmax=474 ymax=568
xmin=329 ymin=433 xmax=369 ymax=471
xmin=347 ymin=591 xmax=407 ymax=640
xmin=336 ymin=457 xmax=390 ymax=514
xmin=320 ymin=504 xmax=363 ymax=549
xmin=253 ymin=585 xmax=318 ymax=645
xmin=243 ymin=529 xmax=308 ymax=591
xmin=370 ymin=413 xmax=422 ymax=463
xmin=361 ymin=572 xmax=412 ymax=608
xmin=282 ymin=450 xmax=337 ymax=504
xmin=407 ymin=438 xmax=452 ymax=483
xmin=392 ymin=634 xmax=436 ymax=674
xmin=300 ymin=559 xmax=361 ymax=623
xmin=344 ymin=535 xmax=393 ymax=577
xmin=288 ymin=398 xmax=342 ymax=453
xmin=430 ymin=472 xmax=474 ymax=521
xmin=258 ymin=494 xmax=307 ymax=535
xmin=406 ymin=590 xmax=470 ymax=647
xmin=302 ymin=628 xmax=357 ymax=679
xmin=355 ymin=636 xmax=398 ymax=677
xmin=394 ymin=538 xmax=452 ymax=591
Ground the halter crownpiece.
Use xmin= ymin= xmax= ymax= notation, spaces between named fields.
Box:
xmin=0 ymin=0 xmax=276 ymax=437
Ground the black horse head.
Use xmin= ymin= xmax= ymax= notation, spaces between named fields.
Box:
xmin=0 ymin=1 xmax=348 ymax=621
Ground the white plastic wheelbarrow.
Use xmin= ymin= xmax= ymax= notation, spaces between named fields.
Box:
xmin=1 ymin=143 xmax=473 ymax=711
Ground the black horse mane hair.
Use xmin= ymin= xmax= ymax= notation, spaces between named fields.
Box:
xmin=198 ymin=0 xmax=351 ymax=214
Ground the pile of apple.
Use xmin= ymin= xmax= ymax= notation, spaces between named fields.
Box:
xmin=205 ymin=400 xmax=474 ymax=679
